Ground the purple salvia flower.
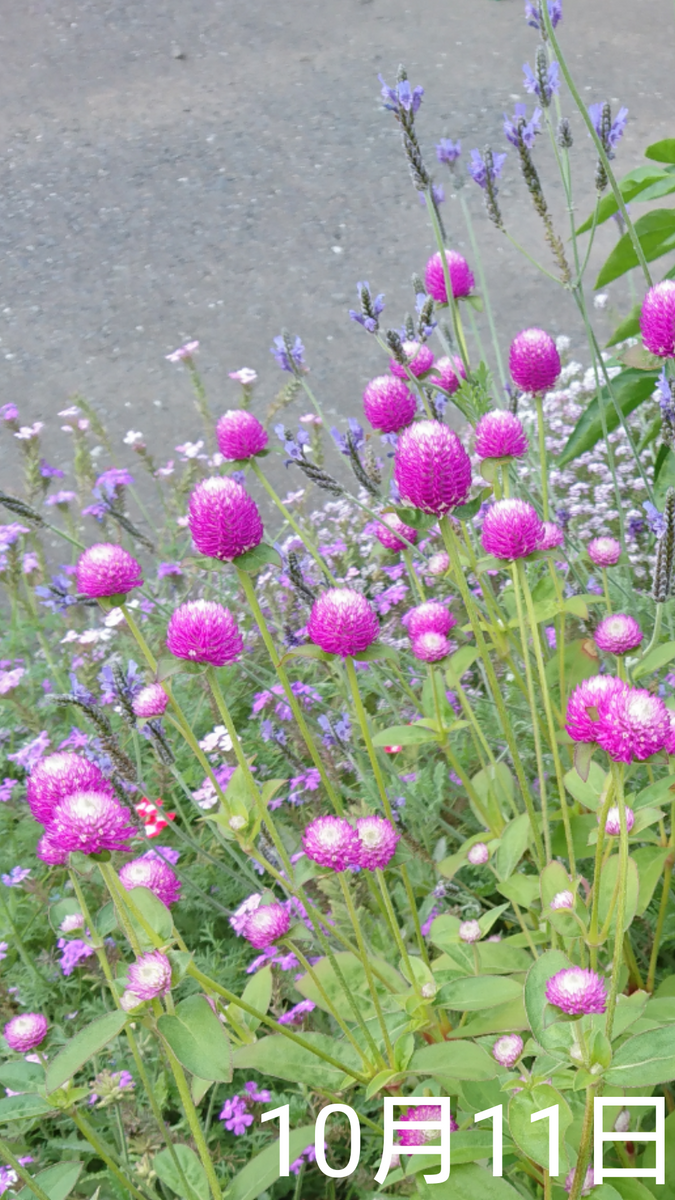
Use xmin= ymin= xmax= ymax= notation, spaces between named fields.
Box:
xmin=270 ymin=335 xmax=305 ymax=373
xmin=378 ymin=74 xmax=424 ymax=117
xmin=348 ymin=281 xmax=385 ymax=333
xmin=504 ymin=104 xmax=542 ymax=149
xmin=523 ymin=58 xmax=560 ymax=106
xmin=589 ymin=102 xmax=628 ymax=158
xmin=467 ymin=148 xmax=506 ymax=190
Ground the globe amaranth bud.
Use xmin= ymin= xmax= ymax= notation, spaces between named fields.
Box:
xmin=126 ymin=950 xmax=172 ymax=1000
xmin=481 ymin=499 xmax=543 ymax=561
xmin=603 ymin=805 xmax=635 ymax=837
xmin=537 ymin=521 xmax=565 ymax=550
xmin=216 ymin=410 xmax=269 ymax=460
xmin=640 ymin=280 xmax=675 ymax=357
xmin=166 ymin=600 xmax=243 ymax=667
xmin=467 ymin=842 xmax=489 ymax=865
xmin=374 ymin=512 xmax=418 ymax=553
xmin=307 ymin=588 xmax=379 ymax=657
xmin=459 ymin=919 xmax=482 ymax=943
xmin=243 ymin=903 xmax=291 ymax=949
xmin=4 ymin=1012 xmax=48 ymax=1052
xmin=132 ymin=683 xmax=169 ymax=718
xmin=389 ymin=340 xmax=434 ymax=379
xmin=302 ymin=815 xmax=360 ymax=871
xmin=475 ymin=411 xmax=529 ymax=460
xmin=427 ymin=551 xmax=449 ymax=576
xmin=424 ymin=250 xmax=475 ymax=303
xmin=394 ymin=420 xmax=472 ymax=515
xmin=119 ymin=856 xmax=181 ymax=907
xmin=188 ymin=476 xmax=263 ymax=562
xmin=76 ymin=543 xmax=143 ymax=599
xmin=405 ymin=600 xmax=457 ymax=640
xmin=354 ymin=815 xmax=400 ymax=870
xmin=509 ymin=328 xmax=561 ymax=393
xmin=550 ymin=889 xmax=575 ymax=910
xmin=36 ymin=832 xmax=69 ymax=866
xmin=27 ymin=751 xmax=112 ymax=824
xmin=362 ymin=376 xmax=417 ymax=434
xmin=434 ymin=355 xmax=467 ymax=396
xmin=594 ymin=613 xmax=643 ymax=656
xmin=587 ymin=536 xmax=621 ymax=567
xmin=412 ymin=631 xmax=451 ymax=662
xmin=492 ymin=1033 xmax=523 ymax=1068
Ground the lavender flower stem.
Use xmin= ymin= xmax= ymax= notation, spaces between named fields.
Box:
xmin=605 ymin=761 xmax=629 ymax=1039
xmin=459 ymin=193 xmax=507 ymax=388
xmin=249 ymin=458 xmax=337 ymax=585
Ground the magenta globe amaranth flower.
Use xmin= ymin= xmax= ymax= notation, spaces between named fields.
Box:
xmin=243 ymin=903 xmax=291 ymax=949
xmin=492 ymin=1034 xmax=523 ymax=1068
xmin=49 ymin=790 xmax=137 ymax=855
xmin=362 ymin=376 xmax=416 ymax=434
xmin=4 ymin=1013 xmax=48 ymax=1052
xmin=588 ymin=536 xmax=621 ymax=567
xmin=509 ymin=328 xmax=561 ymax=393
xmin=405 ymin=600 xmax=456 ymax=640
xmin=459 ymin=919 xmax=482 ymax=944
xmin=550 ymin=890 xmax=575 ymax=910
xmin=307 ymin=588 xmax=379 ymax=657
xmin=36 ymin=832 xmax=68 ymax=866
xmin=119 ymin=857 xmax=181 ymax=907
xmin=127 ymin=950 xmax=172 ymax=1000
xmin=216 ymin=409 xmax=268 ymax=460
xmin=132 ymin=683 xmax=169 ymax=718
xmin=374 ymin=513 xmax=418 ymax=553
xmin=565 ymin=675 xmax=626 ymax=743
xmin=355 ymin=816 xmax=400 ymax=869
xmin=564 ymin=1167 xmax=595 ymax=1197
xmin=546 ymin=966 xmax=607 ymax=1015
xmin=467 ymin=842 xmax=489 ymax=865
xmin=475 ymin=411 xmax=529 ymax=460
xmin=166 ymin=600 xmax=243 ymax=667
xmin=390 ymin=341 xmax=434 ymax=379
xmin=435 ymin=355 xmax=466 ymax=395
xmin=424 ymin=250 xmax=475 ymax=303
xmin=27 ymin=751 xmax=112 ymax=824
xmin=481 ymin=499 xmax=543 ymax=561
xmin=188 ymin=476 xmax=263 ymax=562
xmin=427 ymin=551 xmax=449 ymax=576
xmin=412 ymin=631 xmax=451 ymax=662
xmin=398 ymin=1104 xmax=459 ymax=1145
xmin=537 ymin=521 xmax=565 ymax=551
xmin=394 ymin=420 xmax=472 ymax=515
xmin=76 ymin=543 xmax=143 ymax=599
xmin=603 ymin=805 xmax=635 ymax=837
xmin=596 ymin=687 xmax=670 ymax=762
xmin=302 ymin=815 xmax=359 ymax=871
xmin=640 ymin=280 xmax=675 ymax=357
xmin=594 ymin=613 xmax=643 ymax=656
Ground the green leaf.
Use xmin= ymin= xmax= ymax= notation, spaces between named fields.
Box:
xmin=46 ymin=1011 xmax=128 ymax=1094
xmin=158 ymin=995 xmax=232 ymax=1083
xmin=0 ymin=1060 xmax=44 ymax=1092
xmin=439 ymin=975 xmax=522 ymax=1012
xmin=494 ymin=813 xmax=531 ymax=881
xmin=508 ymin=1084 xmax=572 ymax=1173
xmin=471 ymin=763 xmax=514 ymax=827
xmin=595 ymin=210 xmax=675 ymax=288
xmin=645 ymin=138 xmax=675 ymax=163
xmin=606 ymin=305 xmax=642 ymax=348
xmin=372 ymin=723 xmax=438 ymax=747
xmin=576 ymin=168 xmax=675 ymax=233
xmin=605 ymin=1024 xmax=675 ymax=1086
xmin=280 ymin=644 xmax=332 ymax=664
xmin=557 ymin=369 xmax=659 ymax=468
xmin=294 ymin=951 xmax=405 ymax=1021
xmin=633 ymin=845 xmax=671 ymax=915
xmin=524 ymin=949 xmax=572 ymax=1051
xmin=227 ymin=1125 xmax=315 ymax=1200
xmin=154 ymin=1144 xmax=209 ymax=1200
xmin=453 ymin=490 xmax=493 ymax=523
xmin=545 ymin=637 xmax=600 ymax=692
xmin=551 ymin=813 xmax=597 ymax=861
xmin=564 ymin=762 xmax=608 ymax=811
xmin=445 ymin=645 xmax=479 ymax=688
xmin=233 ymin=543 xmax=282 ymax=573
xmin=598 ymin=855 xmax=639 ymax=934
xmin=497 ymin=874 xmax=540 ymax=908
xmin=228 ymin=965 xmax=273 ymax=1032
xmin=394 ymin=506 xmax=437 ymax=532
xmin=123 ymin=885 xmax=173 ymax=947
xmin=352 ymin=642 xmax=399 ymax=663
xmin=414 ymin=1162 xmax=523 ymax=1200
xmin=232 ymin=1034 xmax=360 ymax=1089
xmin=16 ymin=1163 xmax=83 ymax=1200
xmin=632 ymin=774 xmax=675 ymax=810
xmin=443 ymin=997 xmax=529 ymax=1039
xmin=409 ymin=1039 xmax=497 ymax=1080
xmin=0 ymin=1092 xmax=54 ymax=1122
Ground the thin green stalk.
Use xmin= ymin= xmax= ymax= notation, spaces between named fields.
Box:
xmin=424 ymin=192 xmax=470 ymax=373
xmin=162 ymin=1043 xmax=222 ymax=1200
xmin=250 ymin=458 xmax=337 ymax=584
xmin=647 ymin=852 xmax=673 ymax=992
xmin=459 ymin=192 xmax=506 ymax=388
xmin=639 ymin=603 xmax=664 ymax=667
xmin=511 ymin=563 xmax=552 ymax=861
xmin=534 ymin=393 xmax=549 ymax=520
xmin=338 ymin=873 xmax=395 ymax=1066
xmin=0 ymin=1141 xmax=54 ymax=1200
xmin=605 ymin=761 xmax=628 ymax=1039
xmin=285 ymin=938 xmax=373 ymax=1067
xmin=71 ymin=1111 xmax=152 ymax=1200
xmin=568 ymin=1082 xmax=601 ymax=1200
xmin=0 ymin=893 xmax=43 ymax=985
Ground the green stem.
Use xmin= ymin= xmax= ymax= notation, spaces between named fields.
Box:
xmin=639 ymin=603 xmax=664 ymax=667
xmin=338 ymin=873 xmax=395 ymax=1066
xmin=71 ymin=1111 xmax=152 ymax=1200
xmin=0 ymin=893 xmax=43 ymax=984
xmin=605 ymin=761 xmax=628 ymax=1039
xmin=424 ymin=193 xmax=470 ymax=373
xmin=587 ymin=776 xmax=615 ymax=970
xmin=250 ymin=458 xmax=337 ymax=584
xmin=647 ymin=853 xmax=673 ymax=992
xmin=459 ymin=192 xmax=507 ymax=388
xmin=511 ymin=562 xmax=552 ymax=862
xmin=534 ymin=393 xmax=549 ymax=520
xmin=0 ymin=1141 xmax=53 ymax=1200
xmin=285 ymin=939 xmax=374 ymax=1067
xmin=567 ymin=1084 xmax=601 ymax=1200
xmin=162 ymin=1044 xmax=222 ymax=1200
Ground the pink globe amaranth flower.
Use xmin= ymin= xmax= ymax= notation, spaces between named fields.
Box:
xmin=36 ymin=832 xmax=68 ymax=866
xmin=481 ymin=499 xmax=543 ymax=561
xmin=48 ymin=790 xmax=137 ymax=855
xmin=188 ymin=476 xmax=263 ymax=562
xmin=120 ymin=990 xmax=144 ymax=1012
xmin=427 ymin=551 xmax=449 ymax=576
xmin=405 ymin=600 xmax=456 ymax=640
xmin=354 ymin=815 xmax=400 ymax=870
xmin=546 ymin=966 xmax=607 ymax=1015
xmin=374 ymin=513 xmax=418 ymax=553
xmin=302 ymin=815 xmax=360 ymax=871
xmin=424 ymin=250 xmax=475 ymax=303
xmin=550 ymin=890 xmax=575 ymax=910
xmin=216 ymin=409 xmax=269 ymax=460
xmin=362 ymin=376 xmax=417 ymax=434
xmin=166 ymin=600 xmax=243 ymax=666
xmin=492 ymin=1034 xmax=523 ymax=1068
xmin=640 ymin=280 xmax=675 ymax=357
xmin=132 ymin=683 xmax=169 ymax=718
xmin=76 ymin=543 xmax=143 ymax=599
xmin=119 ymin=857 xmax=181 ymax=907
xmin=597 ymin=687 xmax=670 ymax=763
xmin=565 ymin=676 xmax=627 ymax=743
xmin=4 ymin=1012 xmax=48 ymax=1052
xmin=603 ymin=805 xmax=635 ymax=837
xmin=394 ymin=420 xmax=472 ymax=515
xmin=587 ymin=536 xmax=621 ymax=567
xmin=467 ymin=842 xmax=489 ymax=865
xmin=509 ymin=328 xmax=561 ymax=393
xmin=594 ymin=613 xmax=643 ymax=656
xmin=459 ymin=919 xmax=482 ymax=943
xmin=307 ymin=588 xmax=379 ymax=657
xmin=390 ymin=341 xmax=434 ymax=379
xmin=537 ymin=521 xmax=565 ymax=551
xmin=27 ymin=751 xmax=111 ymax=824
xmin=127 ymin=950 xmax=172 ymax=1000
xmin=434 ymin=355 xmax=467 ymax=395
xmin=398 ymin=1104 xmax=458 ymax=1145
xmin=474 ymin=411 xmax=529 ymax=460
xmin=564 ymin=1167 xmax=595 ymax=1197
xmin=665 ymin=713 xmax=675 ymax=756
xmin=412 ymin=631 xmax=451 ymax=662
xmin=242 ymin=902 xmax=291 ymax=949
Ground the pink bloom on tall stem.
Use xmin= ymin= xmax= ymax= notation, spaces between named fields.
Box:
xmin=424 ymin=250 xmax=475 ymax=302
xmin=405 ymin=601 xmax=456 ymax=640
xmin=481 ymin=499 xmax=543 ymax=560
xmin=36 ymin=832 xmax=69 ymax=866
xmin=390 ymin=341 xmax=434 ymax=379
xmin=475 ymin=411 xmax=529 ymax=460
xmin=374 ymin=513 xmax=418 ymax=552
xmin=587 ymin=536 xmax=621 ymax=567
xmin=640 ymin=280 xmax=675 ymax=357
xmin=354 ymin=815 xmax=400 ymax=869
xmin=434 ymin=355 xmax=466 ymax=395
xmin=216 ymin=410 xmax=269 ymax=460
xmin=596 ymin=686 xmax=670 ymax=762
xmin=546 ymin=967 xmax=606 ymax=1015
xmin=302 ymin=815 xmax=360 ymax=871
xmin=27 ymin=752 xmax=112 ymax=824
xmin=394 ymin=420 xmax=472 ymax=515
xmin=509 ymin=328 xmax=561 ymax=393
xmin=188 ymin=476 xmax=264 ymax=562
xmin=119 ymin=856 xmax=181 ymax=907
xmin=243 ymin=903 xmax=291 ymax=949
xmin=4 ymin=1013 xmax=48 ymax=1052
xmin=537 ymin=521 xmax=565 ymax=551
xmin=166 ymin=600 xmax=243 ymax=666
xmin=492 ymin=1034 xmax=523 ymax=1068
xmin=565 ymin=676 xmax=627 ymax=743
xmin=127 ymin=950 xmax=172 ymax=999
xmin=132 ymin=683 xmax=169 ymax=718
xmin=48 ymin=790 xmax=137 ymax=855
xmin=76 ymin=544 xmax=143 ymax=599
xmin=307 ymin=588 xmax=379 ymax=657
xmin=363 ymin=376 xmax=416 ymax=434
xmin=594 ymin=614 xmax=642 ymax=656
xmin=412 ymin=631 xmax=451 ymax=662
xmin=603 ymin=805 xmax=635 ymax=836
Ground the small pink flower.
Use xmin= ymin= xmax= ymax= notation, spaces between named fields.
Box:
xmin=119 ymin=857 xmax=181 ymax=907
xmin=394 ymin=420 xmax=472 ymax=515
xmin=459 ymin=919 xmax=482 ymax=943
xmin=132 ymin=683 xmax=169 ymax=718
xmin=229 ymin=368 xmax=258 ymax=385
xmin=481 ymin=499 xmax=543 ymax=561
xmin=302 ymin=815 xmax=359 ymax=871
xmin=390 ymin=341 xmax=434 ymax=379
xmin=166 ymin=600 xmax=243 ymax=666
xmin=587 ymin=536 xmax=621 ymax=567
xmin=398 ymin=1104 xmax=459 ymax=1145
xmin=565 ymin=676 xmax=627 ymax=744
xmin=166 ymin=341 xmax=199 ymax=363
xmin=374 ymin=513 xmax=418 ymax=553
xmin=475 ymin=411 xmax=528 ymax=460
xmin=550 ymin=890 xmax=575 ymax=910
xmin=362 ymin=376 xmax=416 ymax=434
xmin=405 ymin=600 xmax=456 ymax=640
xmin=4 ymin=1013 xmax=48 ymax=1052
xmin=424 ymin=250 xmax=475 ymax=303
xmin=596 ymin=686 xmax=670 ymax=763
xmin=434 ymin=355 xmax=467 ymax=395
xmin=188 ymin=476 xmax=264 ymax=562
xmin=564 ymin=1167 xmax=595 ymax=1196
xmin=48 ymin=790 xmax=137 ymax=856
xmin=640 ymin=280 xmax=675 ymax=357
xmin=76 ymin=544 xmax=143 ymax=599
xmin=427 ymin=551 xmax=449 ymax=576
xmin=27 ymin=752 xmax=112 ymax=824
xmin=594 ymin=614 xmax=642 ymax=656
xmin=412 ymin=631 xmax=451 ymax=662
xmin=509 ymin=328 xmax=561 ymax=393
xmin=492 ymin=1034 xmax=523 ymax=1068
xmin=243 ymin=903 xmax=291 ymax=949
xmin=546 ymin=966 xmax=607 ymax=1014
xmin=216 ymin=410 xmax=269 ymax=460
xmin=307 ymin=588 xmax=379 ymax=657
xmin=127 ymin=950 xmax=172 ymax=999
xmin=36 ymin=832 xmax=69 ymax=866
xmin=603 ymin=805 xmax=635 ymax=837
xmin=354 ymin=816 xmax=399 ymax=870
xmin=537 ymin=521 xmax=565 ymax=551
xmin=467 ymin=842 xmax=489 ymax=865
